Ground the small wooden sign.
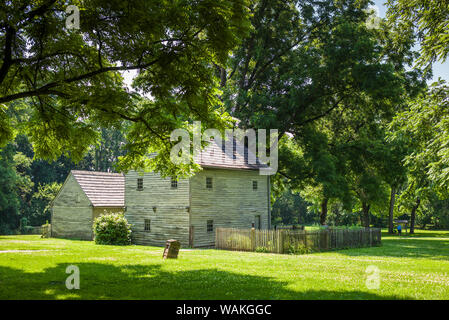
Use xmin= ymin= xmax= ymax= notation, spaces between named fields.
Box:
xmin=163 ymin=239 xmax=181 ymax=259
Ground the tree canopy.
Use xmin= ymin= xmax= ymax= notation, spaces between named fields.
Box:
xmin=387 ymin=0 xmax=449 ymax=69
xmin=2 ymin=0 xmax=449 ymax=233
xmin=1 ymin=0 xmax=251 ymax=174
xmin=221 ymin=0 xmax=425 ymax=225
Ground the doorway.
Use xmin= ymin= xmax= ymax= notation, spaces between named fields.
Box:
xmin=255 ymin=215 xmax=261 ymax=230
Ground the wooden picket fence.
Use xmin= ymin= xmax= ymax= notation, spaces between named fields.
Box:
xmin=21 ymin=224 xmax=51 ymax=237
xmin=22 ymin=226 xmax=45 ymax=235
xmin=215 ymin=227 xmax=381 ymax=254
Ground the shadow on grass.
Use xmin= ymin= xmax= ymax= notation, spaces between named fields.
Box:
xmin=0 ymin=263 xmax=409 ymax=300
xmin=382 ymin=230 xmax=449 ymax=238
xmin=337 ymin=231 xmax=449 ymax=260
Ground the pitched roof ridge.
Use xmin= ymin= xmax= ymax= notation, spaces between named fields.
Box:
xmin=71 ymin=170 xmax=124 ymax=176
xmin=195 ymin=135 xmax=268 ymax=170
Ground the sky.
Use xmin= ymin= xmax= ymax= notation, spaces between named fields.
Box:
xmin=123 ymin=1 xmax=448 ymax=87
xmin=373 ymin=0 xmax=449 ymax=83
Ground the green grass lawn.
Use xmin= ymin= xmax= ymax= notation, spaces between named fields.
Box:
xmin=0 ymin=230 xmax=448 ymax=300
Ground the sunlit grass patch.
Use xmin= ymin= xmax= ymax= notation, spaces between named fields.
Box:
xmin=0 ymin=230 xmax=448 ymax=300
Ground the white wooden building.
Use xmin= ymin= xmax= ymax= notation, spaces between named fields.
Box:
xmin=50 ymin=139 xmax=271 ymax=247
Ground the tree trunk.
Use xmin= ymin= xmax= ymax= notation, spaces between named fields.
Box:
xmin=410 ymin=197 xmax=420 ymax=234
xmin=95 ymin=148 xmax=99 ymax=171
xmin=220 ymin=67 xmax=227 ymax=87
xmin=334 ymin=207 xmax=341 ymax=225
xmin=320 ymin=198 xmax=328 ymax=225
xmin=388 ymin=187 xmax=396 ymax=234
xmin=362 ymin=202 xmax=370 ymax=228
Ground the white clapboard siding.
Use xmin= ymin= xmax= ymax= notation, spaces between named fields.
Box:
xmin=124 ymin=171 xmax=190 ymax=247
xmin=51 ymin=136 xmax=270 ymax=246
xmin=190 ymin=168 xmax=269 ymax=247
xmin=51 ymin=172 xmax=125 ymax=240
xmin=51 ymin=174 xmax=94 ymax=240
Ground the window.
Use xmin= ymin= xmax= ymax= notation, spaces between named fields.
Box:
xmin=137 ymin=178 xmax=143 ymax=190
xmin=171 ymin=177 xmax=178 ymax=189
xmin=144 ymin=219 xmax=151 ymax=232
xmin=207 ymin=220 xmax=214 ymax=232
xmin=253 ymin=180 xmax=258 ymax=190
xmin=206 ymin=177 xmax=213 ymax=189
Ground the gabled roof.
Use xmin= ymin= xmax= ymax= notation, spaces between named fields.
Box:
xmin=71 ymin=170 xmax=125 ymax=207
xmin=195 ymin=137 xmax=268 ymax=171
xmin=59 ymin=140 xmax=265 ymax=207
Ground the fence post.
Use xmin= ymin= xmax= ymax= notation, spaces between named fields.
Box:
xmin=359 ymin=229 xmax=362 ymax=248
xmin=275 ymin=229 xmax=281 ymax=253
xmin=319 ymin=229 xmax=328 ymax=251
xmin=251 ymin=227 xmax=256 ymax=251
xmin=304 ymin=229 xmax=307 ymax=249
xmin=280 ymin=230 xmax=285 ymax=254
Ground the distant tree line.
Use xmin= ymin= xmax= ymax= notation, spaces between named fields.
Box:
xmin=0 ymin=127 xmax=126 ymax=234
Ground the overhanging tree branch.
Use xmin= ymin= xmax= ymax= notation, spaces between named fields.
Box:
xmin=0 ymin=59 xmax=161 ymax=104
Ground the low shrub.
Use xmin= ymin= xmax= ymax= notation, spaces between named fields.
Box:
xmin=19 ymin=217 xmax=29 ymax=234
xmin=93 ymin=213 xmax=132 ymax=245
xmin=287 ymin=243 xmax=312 ymax=255
xmin=255 ymin=246 xmax=269 ymax=253
xmin=0 ymin=224 xmax=13 ymax=235
xmin=23 ymin=226 xmax=34 ymax=234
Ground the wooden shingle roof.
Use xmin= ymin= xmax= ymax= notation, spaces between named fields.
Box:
xmin=68 ymin=139 xmax=266 ymax=206
xmin=71 ymin=170 xmax=125 ymax=207
xmin=194 ymin=137 xmax=268 ymax=170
